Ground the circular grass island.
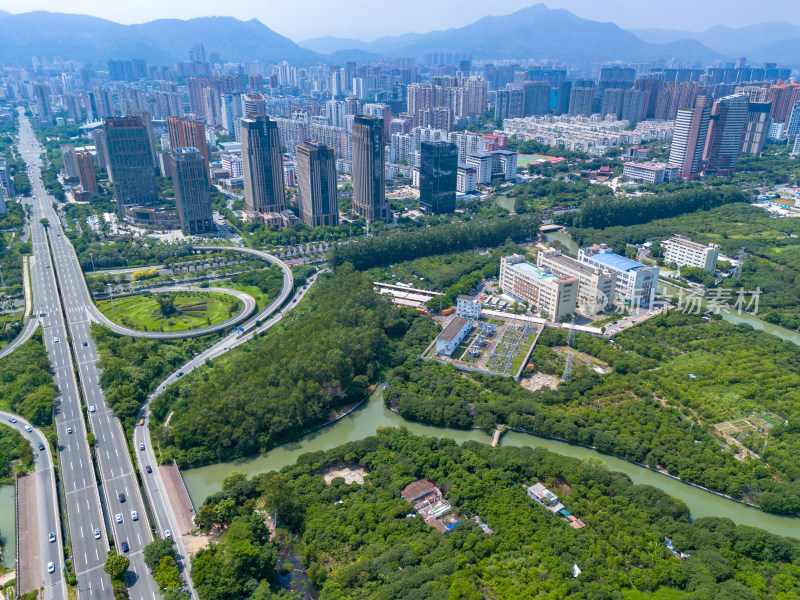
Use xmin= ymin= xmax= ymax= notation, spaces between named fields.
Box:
xmin=96 ymin=290 xmax=245 ymax=333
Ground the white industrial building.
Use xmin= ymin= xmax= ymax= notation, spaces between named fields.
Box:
xmin=537 ymin=248 xmax=617 ymax=314
xmin=577 ymin=245 xmax=659 ymax=308
xmin=623 ymin=161 xmax=679 ymax=184
xmin=662 ymin=235 xmax=719 ymax=273
xmin=500 ymin=254 xmax=578 ymax=322
xmin=435 ymin=317 xmax=473 ymax=356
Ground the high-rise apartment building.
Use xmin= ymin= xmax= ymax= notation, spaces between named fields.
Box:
xmin=352 ymin=116 xmax=389 ymax=223
xmin=668 ymin=96 xmax=711 ymax=180
xmin=241 ymin=116 xmax=287 ymax=215
xmin=34 ymin=84 xmax=53 ymax=125
xmin=620 ymin=89 xmax=648 ymax=125
xmin=75 ymin=150 xmax=98 ymax=195
xmin=103 ymin=116 xmax=159 ymax=212
xmin=568 ymin=85 xmax=595 ymax=116
xmin=523 ymin=81 xmax=551 ymax=116
xmin=493 ymin=89 xmax=524 ymax=121
xmin=168 ymin=147 xmax=214 ymax=235
xmin=296 ymin=141 xmax=339 ymax=228
xmin=419 ymin=141 xmax=457 ymax=215
xmin=786 ymin=101 xmax=800 ymax=137
xmin=703 ymin=94 xmax=748 ymax=176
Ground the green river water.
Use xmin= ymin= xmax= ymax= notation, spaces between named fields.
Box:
xmin=182 ymin=228 xmax=800 ymax=538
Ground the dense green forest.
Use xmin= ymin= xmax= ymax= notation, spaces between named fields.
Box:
xmin=190 ymin=428 xmax=800 ymax=600
xmin=388 ymin=312 xmax=800 ymax=514
xmin=562 ymin=186 xmax=748 ymax=230
xmin=0 ymin=336 xmax=56 ymax=427
xmin=65 ymin=228 xmax=196 ymax=271
xmin=329 ymin=215 xmax=539 ymax=270
xmin=151 ymin=267 xmax=419 ymax=467
xmin=0 ymin=426 xmax=33 ymax=483
xmin=93 ymin=324 xmax=218 ymax=428
xmin=505 ymin=177 xmax=615 ymax=213
xmin=569 ymin=202 xmax=800 ymax=330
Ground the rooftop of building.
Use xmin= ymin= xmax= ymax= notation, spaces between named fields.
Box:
xmin=664 ymin=234 xmax=718 ymax=251
xmin=624 ymin=161 xmax=672 ymax=171
xmin=540 ymin=251 xmax=604 ymax=277
xmin=437 ymin=316 xmax=473 ymax=343
xmin=510 ymin=260 xmax=575 ymax=283
xmin=457 ymin=295 xmax=476 ymax=302
xmin=401 ymin=479 xmax=440 ymax=502
xmin=585 ymin=251 xmax=646 ymax=272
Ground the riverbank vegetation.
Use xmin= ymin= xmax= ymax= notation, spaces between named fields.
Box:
xmin=151 ymin=266 xmax=422 ymax=467
xmin=190 ymin=428 xmax=800 ymax=600
xmin=388 ymin=312 xmax=800 ymax=514
xmin=0 ymin=427 xmax=33 ymax=482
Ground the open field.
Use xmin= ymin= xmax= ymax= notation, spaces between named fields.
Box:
xmin=97 ymin=291 xmax=243 ymax=333
xmin=216 ymin=280 xmax=270 ymax=311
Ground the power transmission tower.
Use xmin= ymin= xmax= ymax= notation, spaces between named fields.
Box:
xmin=562 ymin=315 xmax=576 ymax=381
xmin=732 ymin=247 xmax=746 ymax=280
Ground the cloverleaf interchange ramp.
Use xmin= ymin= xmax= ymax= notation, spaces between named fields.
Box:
xmin=82 ymin=246 xmax=293 ymax=339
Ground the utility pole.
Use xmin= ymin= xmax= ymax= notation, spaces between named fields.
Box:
xmin=89 ymin=252 xmax=96 ymax=273
xmin=562 ymin=314 xmax=576 ymax=381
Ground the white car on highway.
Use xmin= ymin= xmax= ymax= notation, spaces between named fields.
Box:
xmin=115 ymin=513 xmax=123 ymax=523
xmin=131 ymin=510 xmax=138 ymax=521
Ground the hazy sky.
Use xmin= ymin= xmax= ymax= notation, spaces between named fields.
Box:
xmin=4 ymin=0 xmax=799 ymax=40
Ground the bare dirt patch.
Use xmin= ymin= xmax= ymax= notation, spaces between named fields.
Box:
xmin=322 ymin=466 xmax=368 ymax=485
xmin=520 ymin=372 xmax=560 ymax=392
xmin=183 ymin=529 xmax=221 ymax=557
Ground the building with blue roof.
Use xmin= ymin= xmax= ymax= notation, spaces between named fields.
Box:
xmin=578 ymin=244 xmax=659 ymax=307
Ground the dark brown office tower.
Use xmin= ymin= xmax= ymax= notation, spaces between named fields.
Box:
xmin=297 ymin=141 xmax=339 ymax=228
xmin=75 ymin=150 xmax=98 ymax=195
xmin=103 ymin=116 xmax=159 ymax=212
xmin=241 ymin=116 xmax=286 ymax=215
xmin=168 ymin=147 xmax=214 ymax=235
xmin=166 ymin=117 xmax=210 ymax=168
xmin=352 ymin=116 xmax=389 ymax=223
xmin=129 ymin=109 xmax=157 ymax=168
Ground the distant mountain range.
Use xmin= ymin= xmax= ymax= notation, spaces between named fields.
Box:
xmin=0 ymin=10 xmax=320 ymax=66
xmin=3 ymin=5 xmax=797 ymax=68
xmin=629 ymin=22 xmax=800 ymax=64
xmin=299 ymin=4 xmax=721 ymax=64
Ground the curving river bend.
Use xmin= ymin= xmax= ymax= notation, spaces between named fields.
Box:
xmin=182 ymin=229 xmax=800 ymax=539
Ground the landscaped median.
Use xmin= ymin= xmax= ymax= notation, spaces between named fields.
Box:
xmin=96 ymin=290 xmax=244 ymax=334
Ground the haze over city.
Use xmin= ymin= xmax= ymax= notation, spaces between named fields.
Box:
xmin=3 ymin=0 xmax=800 ymax=39
xmin=1 ymin=2 xmax=800 ymax=600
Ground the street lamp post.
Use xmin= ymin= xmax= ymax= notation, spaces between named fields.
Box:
xmin=89 ymin=252 xmax=96 ymax=273
xmin=107 ymin=284 xmax=115 ymax=309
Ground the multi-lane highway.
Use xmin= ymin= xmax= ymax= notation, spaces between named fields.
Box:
xmin=18 ymin=115 xmax=113 ymax=599
xmin=0 ymin=411 xmax=66 ymax=600
xmin=18 ymin=112 xmax=159 ymax=600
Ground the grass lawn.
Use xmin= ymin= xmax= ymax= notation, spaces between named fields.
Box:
xmin=622 ymin=587 xmax=687 ymax=600
xmin=216 ymin=280 xmax=270 ymax=311
xmin=97 ymin=291 xmax=243 ymax=333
